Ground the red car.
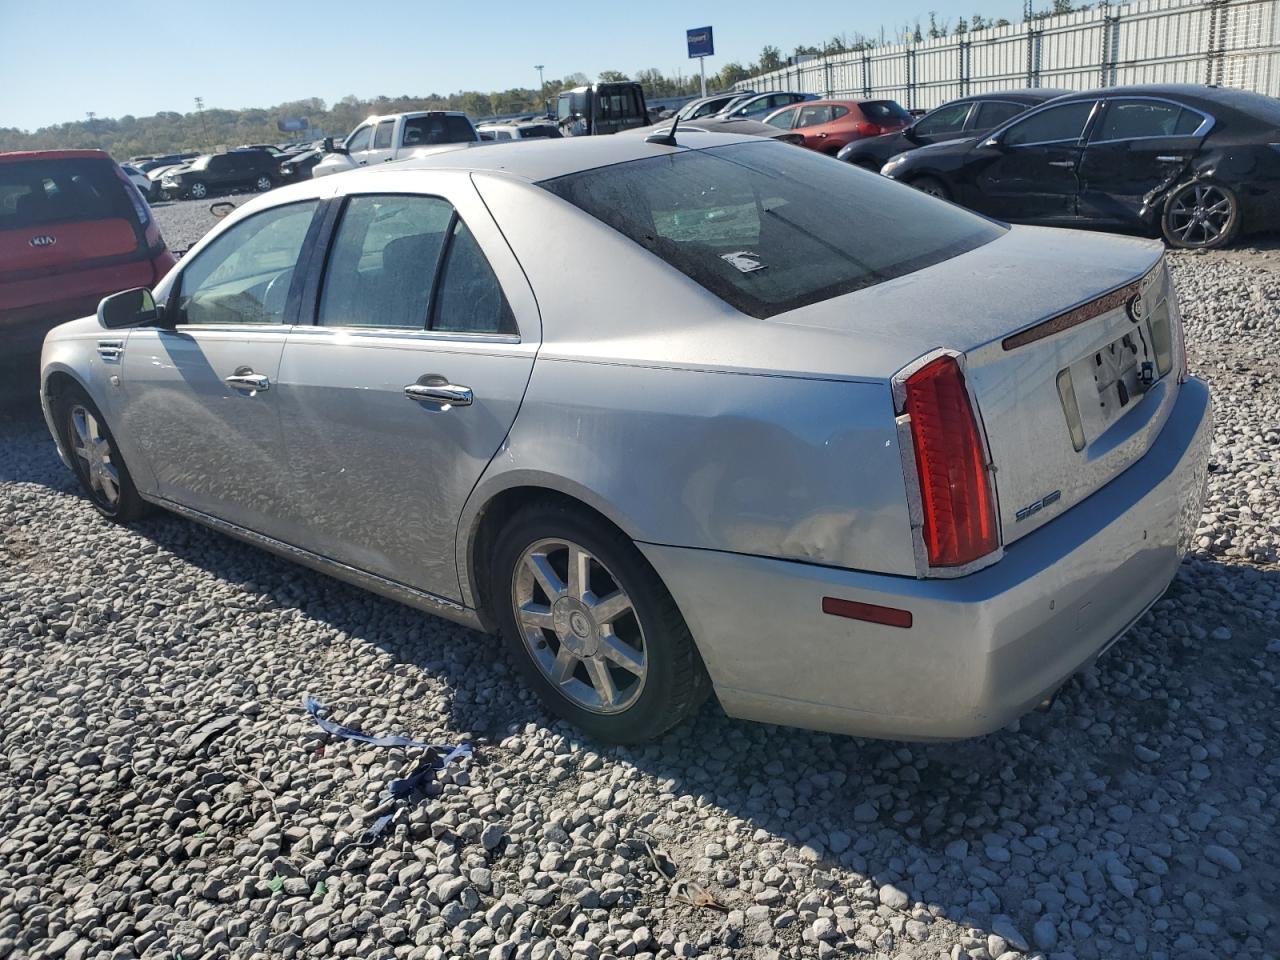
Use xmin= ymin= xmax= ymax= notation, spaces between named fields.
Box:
xmin=763 ymin=98 xmax=913 ymax=154
xmin=1 ymin=150 xmax=175 ymax=326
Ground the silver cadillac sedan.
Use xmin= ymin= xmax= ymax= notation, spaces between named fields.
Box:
xmin=39 ymin=134 xmax=1212 ymax=743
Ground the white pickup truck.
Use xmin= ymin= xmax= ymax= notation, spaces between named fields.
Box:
xmin=312 ymin=111 xmax=480 ymax=178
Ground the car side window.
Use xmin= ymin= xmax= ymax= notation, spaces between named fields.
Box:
xmin=765 ymin=108 xmax=797 ymax=130
xmin=208 ymin=155 xmax=229 ymax=173
xmin=915 ymin=101 xmax=973 ymax=137
xmin=373 ymin=120 xmax=395 ymax=149
xmin=317 ymin=195 xmax=453 ymax=329
xmin=973 ymin=100 xmax=1025 ymax=129
xmin=1094 ymin=99 xmax=1203 ymax=141
xmin=1002 ymin=101 xmax=1095 ymax=146
xmin=346 ymin=125 xmax=373 ymax=153
xmin=177 ymin=201 xmax=318 ymax=325
xmin=831 ymin=105 xmax=850 ymax=120
xmin=796 ymin=105 xmax=833 ymax=128
xmin=432 ymin=219 xmax=516 ymax=335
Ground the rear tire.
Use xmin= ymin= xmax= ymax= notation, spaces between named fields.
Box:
xmin=1161 ymin=181 xmax=1240 ymax=250
xmin=255 ymin=174 xmax=273 ymax=192
xmin=490 ymin=499 xmax=711 ymax=743
xmin=54 ymin=384 xmax=148 ymax=522
xmin=911 ymin=175 xmax=951 ymax=201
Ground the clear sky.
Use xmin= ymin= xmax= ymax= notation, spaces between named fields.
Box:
xmin=0 ymin=0 xmax=1025 ymax=132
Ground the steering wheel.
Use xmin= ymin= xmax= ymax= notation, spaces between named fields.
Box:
xmin=261 ymin=266 xmax=295 ymax=321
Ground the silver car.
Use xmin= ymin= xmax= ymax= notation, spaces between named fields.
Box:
xmin=39 ymin=134 xmax=1212 ymax=743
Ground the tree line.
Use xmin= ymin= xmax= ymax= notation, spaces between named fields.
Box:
xmin=0 ymin=2 xmax=1095 ymax=157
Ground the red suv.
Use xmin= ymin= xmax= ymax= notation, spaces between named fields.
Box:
xmin=763 ymin=99 xmax=913 ymax=154
xmin=1 ymin=150 xmax=175 ymax=326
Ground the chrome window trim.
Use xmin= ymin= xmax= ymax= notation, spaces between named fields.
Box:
xmin=287 ymin=324 xmax=521 ymax=345
xmin=1087 ymin=96 xmax=1215 ymax=145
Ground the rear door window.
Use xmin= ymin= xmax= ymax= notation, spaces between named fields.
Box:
xmin=764 ymin=107 xmax=798 ymax=130
xmin=432 ymin=219 xmax=516 ymax=335
xmin=542 ymin=141 xmax=1003 ymax=319
xmin=914 ymin=101 xmax=973 ymax=136
xmin=1093 ymin=99 xmax=1205 ymax=141
xmin=973 ymin=100 xmax=1026 ymax=129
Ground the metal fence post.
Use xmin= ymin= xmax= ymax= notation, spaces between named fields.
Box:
xmin=960 ymin=39 xmax=971 ymax=95
xmin=862 ymin=51 xmax=871 ymax=97
xmin=1026 ymin=27 xmax=1043 ymax=86
xmin=906 ymin=47 xmax=916 ymax=111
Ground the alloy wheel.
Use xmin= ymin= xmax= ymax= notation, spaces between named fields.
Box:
xmin=1166 ymin=185 xmax=1233 ymax=247
xmin=190 ymin=182 xmax=207 ymax=199
xmin=69 ymin=405 xmax=121 ymax=508
xmin=511 ymin=538 xmax=647 ymax=714
xmin=256 ymin=175 xmax=272 ymax=191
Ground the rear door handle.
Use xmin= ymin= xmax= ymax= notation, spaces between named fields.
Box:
xmin=225 ymin=373 xmax=270 ymax=393
xmin=404 ymin=382 xmax=473 ymax=407
xmin=1155 ymin=155 xmax=1186 ymax=162
xmin=1048 ymin=160 xmax=1076 ymax=168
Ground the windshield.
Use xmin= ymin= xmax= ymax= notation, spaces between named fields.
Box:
xmin=541 ymin=141 xmax=1003 ymax=319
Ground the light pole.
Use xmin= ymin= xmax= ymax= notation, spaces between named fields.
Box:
xmin=194 ymin=96 xmax=209 ymax=146
xmin=85 ymin=111 xmax=97 ymax=147
xmin=534 ymin=64 xmax=546 ymax=115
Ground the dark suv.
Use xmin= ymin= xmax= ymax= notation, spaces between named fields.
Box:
xmin=159 ymin=150 xmax=278 ymax=200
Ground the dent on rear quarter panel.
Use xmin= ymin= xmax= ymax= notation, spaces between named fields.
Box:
xmin=470 ymin=358 xmax=918 ymax=578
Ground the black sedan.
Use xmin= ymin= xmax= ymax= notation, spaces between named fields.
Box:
xmin=837 ymin=89 xmax=1067 ymax=171
xmin=880 ymin=84 xmax=1280 ymax=249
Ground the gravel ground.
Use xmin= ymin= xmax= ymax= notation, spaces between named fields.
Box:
xmin=1 ymin=230 xmax=1278 ymax=960
xmin=150 ymin=195 xmax=252 ymax=257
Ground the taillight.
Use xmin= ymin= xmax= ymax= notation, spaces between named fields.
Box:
xmin=853 ymin=121 xmax=882 ymax=137
xmin=903 ymin=355 xmax=999 ymax=568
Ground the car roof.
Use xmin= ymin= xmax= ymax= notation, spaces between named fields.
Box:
xmin=0 ymin=149 xmax=114 ymax=164
xmin=335 ymin=131 xmax=768 ymax=184
xmin=1051 ymin=83 xmax=1260 ymax=106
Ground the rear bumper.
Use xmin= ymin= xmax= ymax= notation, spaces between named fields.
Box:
xmin=641 ymin=376 xmax=1212 ymax=740
xmin=0 ymin=253 xmax=167 ymax=319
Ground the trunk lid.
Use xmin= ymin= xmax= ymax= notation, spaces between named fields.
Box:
xmin=959 ymin=252 xmax=1180 ymax=546
xmin=0 ymin=155 xmax=144 ymax=280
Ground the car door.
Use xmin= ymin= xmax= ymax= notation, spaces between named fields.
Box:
xmin=792 ymin=104 xmax=836 ymax=151
xmin=970 ymin=99 xmax=1099 ymax=221
xmin=363 ymin=119 xmax=397 ymax=165
xmin=763 ymin=105 xmax=800 ymax=132
xmin=117 ymin=199 xmax=321 ymax=533
xmin=1075 ymin=97 xmax=1211 ymax=226
xmin=274 ymin=179 xmax=539 ymax=601
xmin=344 ymin=123 xmax=376 ymax=167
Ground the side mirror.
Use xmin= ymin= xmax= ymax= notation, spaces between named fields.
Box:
xmin=97 ymin=287 xmax=159 ymax=329
xmin=902 ymin=124 xmax=920 ymax=143
xmin=982 ymin=135 xmax=1006 ymax=151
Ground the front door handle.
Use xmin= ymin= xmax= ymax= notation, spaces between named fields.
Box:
xmin=1048 ymin=160 xmax=1076 ymax=168
xmin=1155 ymin=155 xmax=1186 ymax=163
xmin=404 ymin=381 xmax=473 ymax=407
xmin=225 ymin=373 xmax=270 ymax=393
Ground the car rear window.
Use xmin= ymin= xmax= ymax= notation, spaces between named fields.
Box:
xmin=0 ymin=158 xmax=131 ymax=230
xmin=862 ymin=100 xmax=913 ymax=123
xmin=403 ymin=115 xmax=476 ymax=145
xmin=541 ymin=141 xmax=1003 ymax=319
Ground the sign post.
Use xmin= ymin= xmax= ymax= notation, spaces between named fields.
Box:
xmin=686 ymin=26 xmax=714 ymax=98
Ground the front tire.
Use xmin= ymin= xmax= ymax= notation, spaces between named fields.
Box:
xmin=1162 ymin=181 xmax=1240 ymax=249
xmin=55 ymin=385 xmax=148 ymax=522
xmin=188 ymin=180 xmax=208 ymax=200
xmin=490 ymin=500 xmax=710 ymax=743
xmin=911 ymin=175 xmax=951 ymax=201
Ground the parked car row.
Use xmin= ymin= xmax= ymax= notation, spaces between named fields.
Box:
xmin=852 ymin=83 xmax=1280 ymax=250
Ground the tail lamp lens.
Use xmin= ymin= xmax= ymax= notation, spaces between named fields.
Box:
xmin=903 ymin=356 xmax=999 ymax=567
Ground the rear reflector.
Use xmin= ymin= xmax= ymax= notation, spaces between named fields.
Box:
xmin=903 ymin=355 xmax=999 ymax=568
xmin=822 ymin=596 xmax=912 ymax=628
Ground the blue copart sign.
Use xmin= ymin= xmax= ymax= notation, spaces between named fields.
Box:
xmin=687 ymin=26 xmax=714 ymax=58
